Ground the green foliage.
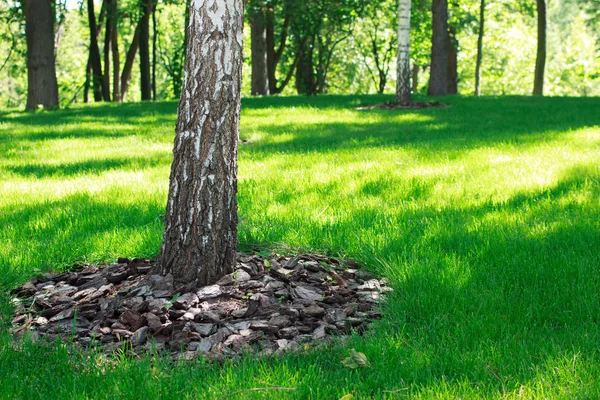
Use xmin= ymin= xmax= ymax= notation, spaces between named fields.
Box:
xmin=1 ymin=96 xmax=600 ymax=397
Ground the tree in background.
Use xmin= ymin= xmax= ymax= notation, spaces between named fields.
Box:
xmin=474 ymin=0 xmax=484 ymax=96
xmin=533 ymin=0 xmax=546 ymax=95
xmin=428 ymin=0 xmax=448 ymax=95
xmin=23 ymin=0 xmax=60 ymax=110
xmin=249 ymin=0 xmax=269 ymax=95
xmin=396 ymin=0 xmax=412 ymax=104
xmin=139 ymin=0 xmax=154 ymax=101
xmin=158 ymin=0 xmax=243 ymax=287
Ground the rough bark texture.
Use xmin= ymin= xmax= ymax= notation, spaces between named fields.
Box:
xmin=139 ymin=0 xmax=152 ymax=101
xmin=446 ymin=24 xmax=458 ymax=95
xmin=533 ymin=0 xmax=546 ymax=96
xmin=428 ymin=0 xmax=448 ymax=96
xmin=395 ymin=0 xmax=412 ymax=105
xmin=475 ymin=0 xmax=485 ymax=96
xmin=250 ymin=7 xmax=269 ymax=95
xmin=158 ymin=0 xmax=243 ymax=288
xmin=23 ymin=0 xmax=60 ymax=110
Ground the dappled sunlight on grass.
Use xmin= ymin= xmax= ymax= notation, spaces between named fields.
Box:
xmin=1 ymin=95 xmax=600 ymax=398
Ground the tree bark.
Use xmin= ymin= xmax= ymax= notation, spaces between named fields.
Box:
xmin=111 ymin=0 xmax=121 ymax=102
xmin=152 ymin=5 xmax=157 ymax=101
xmin=250 ymin=6 xmax=269 ymax=95
xmin=158 ymin=0 xmax=243 ymax=288
xmin=412 ymin=64 xmax=420 ymax=93
xmin=103 ymin=0 xmax=112 ymax=102
xmin=139 ymin=0 xmax=152 ymax=100
xmin=533 ymin=0 xmax=546 ymax=96
xmin=23 ymin=0 xmax=60 ymax=110
xmin=428 ymin=0 xmax=448 ymax=96
xmin=446 ymin=24 xmax=458 ymax=94
xmin=296 ymin=38 xmax=316 ymax=95
xmin=396 ymin=0 xmax=412 ymax=104
xmin=120 ymin=23 xmax=141 ymax=101
xmin=87 ymin=0 xmax=109 ymax=101
xmin=475 ymin=0 xmax=485 ymax=96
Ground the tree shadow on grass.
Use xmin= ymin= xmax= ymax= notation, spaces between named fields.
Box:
xmin=241 ymin=96 xmax=600 ymax=157
xmin=3 ymin=153 xmax=171 ymax=179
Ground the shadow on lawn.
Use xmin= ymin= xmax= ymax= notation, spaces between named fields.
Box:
xmin=242 ymin=96 xmax=600 ymax=157
xmin=4 ymin=153 xmax=171 ymax=179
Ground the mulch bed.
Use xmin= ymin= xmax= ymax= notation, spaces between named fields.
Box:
xmin=10 ymin=253 xmax=391 ymax=361
xmin=356 ymin=101 xmax=449 ymax=110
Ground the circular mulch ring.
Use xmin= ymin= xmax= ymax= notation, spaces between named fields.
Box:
xmin=10 ymin=253 xmax=391 ymax=361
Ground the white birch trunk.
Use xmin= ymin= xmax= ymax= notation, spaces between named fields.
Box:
xmin=158 ymin=0 xmax=244 ymax=288
xmin=396 ymin=0 xmax=412 ymax=104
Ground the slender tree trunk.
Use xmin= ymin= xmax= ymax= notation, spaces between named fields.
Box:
xmin=265 ymin=6 xmax=277 ymax=94
xmin=396 ymin=0 xmax=412 ymax=104
xmin=111 ymin=0 xmax=120 ymax=102
xmin=84 ymin=55 xmax=91 ymax=103
xmin=103 ymin=0 xmax=112 ymax=102
xmin=428 ymin=0 xmax=448 ymax=96
xmin=533 ymin=0 xmax=546 ymax=96
xmin=475 ymin=0 xmax=485 ymax=96
xmin=120 ymin=24 xmax=141 ymax=100
xmin=250 ymin=6 xmax=269 ymax=95
xmin=446 ymin=24 xmax=458 ymax=94
xmin=152 ymin=5 xmax=157 ymax=101
xmin=87 ymin=0 xmax=109 ymax=101
xmin=412 ymin=64 xmax=420 ymax=93
xmin=139 ymin=0 xmax=152 ymax=100
xmin=157 ymin=0 xmax=244 ymax=288
xmin=23 ymin=0 xmax=60 ymax=110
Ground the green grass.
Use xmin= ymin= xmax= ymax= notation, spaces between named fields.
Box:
xmin=1 ymin=94 xmax=600 ymax=399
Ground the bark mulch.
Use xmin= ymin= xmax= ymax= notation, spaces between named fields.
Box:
xmin=10 ymin=253 xmax=391 ymax=362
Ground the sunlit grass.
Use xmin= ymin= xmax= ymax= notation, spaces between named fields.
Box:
xmin=1 ymin=94 xmax=599 ymax=398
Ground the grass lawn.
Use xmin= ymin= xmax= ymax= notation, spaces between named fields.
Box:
xmin=0 ymin=94 xmax=599 ymax=399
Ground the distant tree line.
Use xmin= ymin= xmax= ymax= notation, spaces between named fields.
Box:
xmin=0 ymin=0 xmax=598 ymax=110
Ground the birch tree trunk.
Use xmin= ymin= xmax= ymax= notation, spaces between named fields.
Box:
xmin=157 ymin=0 xmax=244 ymax=288
xmin=474 ymin=0 xmax=485 ymax=96
xmin=533 ymin=0 xmax=546 ymax=96
xmin=395 ymin=0 xmax=412 ymax=105
xmin=23 ymin=0 xmax=60 ymax=110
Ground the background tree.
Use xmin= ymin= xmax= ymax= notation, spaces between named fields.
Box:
xmin=428 ymin=0 xmax=448 ymax=95
xmin=157 ymin=0 xmax=243 ymax=287
xmin=23 ymin=0 xmax=60 ymax=110
xmin=396 ymin=0 xmax=412 ymax=104
xmin=474 ymin=0 xmax=484 ymax=95
xmin=249 ymin=0 xmax=269 ymax=95
xmin=533 ymin=0 xmax=546 ymax=95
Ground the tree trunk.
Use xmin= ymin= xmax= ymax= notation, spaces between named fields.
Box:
xmin=139 ymin=0 xmax=152 ymax=101
xmin=428 ymin=0 xmax=448 ymax=96
xmin=446 ymin=24 xmax=458 ymax=94
xmin=396 ymin=0 xmax=412 ymax=105
xmin=265 ymin=6 xmax=277 ymax=94
xmin=475 ymin=0 xmax=484 ymax=96
xmin=296 ymin=38 xmax=316 ymax=95
xmin=412 ymin=64 xmax=420 ymax=93
xmin=250 ymin=7 xmax=269 ymax=95
xmin=111 ymin=0 xmax=121 ymax=102
xmin=120 ymin=24 xmax=141 ymax=101
xmin=152 ymin=6 xmax=157 ymax=101
xmin=87 ymin=0 xmax=109 ymax=101
xmin=23 ymin=0 xmax=60 ymax=110
xmin=533 ymin=0 xmax=546 ymax=96
xmin=103 ymin=0 xmax=112 ymax=102
xmin=158 ymin=0 xmax=244 ymax=288
xmin=84 ymin=55 xmax=91 ymax=103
